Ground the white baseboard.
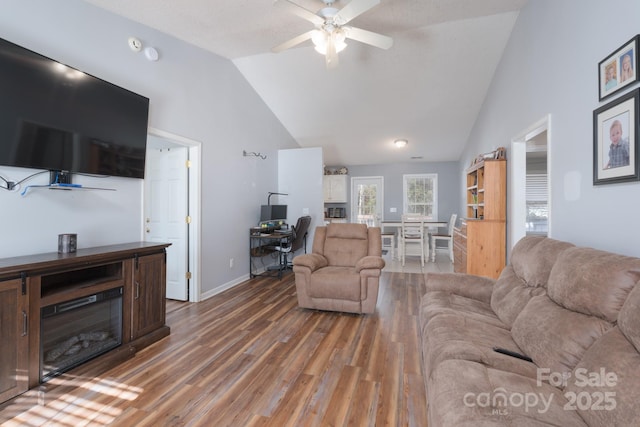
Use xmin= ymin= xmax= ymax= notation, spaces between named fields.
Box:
xmin=199 ymin=273 xmax=251 ymax=301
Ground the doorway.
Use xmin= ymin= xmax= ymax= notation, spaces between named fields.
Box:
xmin=145 ymin=128 xmax=201 ymax=302
xmin=510 ymin=116 xmax=551 ymax=251
xmin=351 ymin=176 xmax=384 ymax=225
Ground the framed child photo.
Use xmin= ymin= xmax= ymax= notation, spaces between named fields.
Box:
xmin=598 ymin=35 xmax=639 ymax=101
xmin=593 ymin=88 xmax=639 ymax=185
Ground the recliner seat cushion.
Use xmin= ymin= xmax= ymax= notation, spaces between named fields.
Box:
xmin=420 ymin=312 xmax=537 ymax=380
xmin=307 ymin=266 xmax=362 ymax=301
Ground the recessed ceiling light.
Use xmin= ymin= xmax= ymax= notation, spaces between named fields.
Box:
xmin=394 ymin=139 xmax=408 ymax=147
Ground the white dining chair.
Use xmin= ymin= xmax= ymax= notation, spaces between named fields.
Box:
xmin=374 ymin=217 xmax=396 ymax=260
xmin=430 ymin=213 xmax=457 ymax=262
xmin=400 ymin=214 xmax=426 ymax=266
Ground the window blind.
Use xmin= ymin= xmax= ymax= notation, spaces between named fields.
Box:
xmin=526 ymin=174 xmax=547 ymax=202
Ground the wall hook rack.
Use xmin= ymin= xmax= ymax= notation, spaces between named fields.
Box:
xmin=243 ymin=150 xmax=266 ymax=160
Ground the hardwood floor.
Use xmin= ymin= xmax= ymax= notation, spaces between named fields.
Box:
xmin=0 ymin=269 xmax=429 ymax=427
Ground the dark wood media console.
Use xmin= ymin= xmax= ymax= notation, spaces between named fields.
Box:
xmin=0 ymin=242 xmax=170 ymax=404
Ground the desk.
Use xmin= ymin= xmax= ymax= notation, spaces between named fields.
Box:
xmin=249 ymin=229 xmax=292 ymax=278
xmin=380 ymin=220 xmax=447 ymax=261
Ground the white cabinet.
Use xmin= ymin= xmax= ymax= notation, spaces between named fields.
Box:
xmin=323 ymin=175 xmax=348 ymax=203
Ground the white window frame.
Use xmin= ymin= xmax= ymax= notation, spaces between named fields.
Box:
xmin=403 ymin=173 xmax=438 ymax=219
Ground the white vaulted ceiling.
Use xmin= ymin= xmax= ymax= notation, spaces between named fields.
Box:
xmin=83 ymin=0 xmax=528 ymax=166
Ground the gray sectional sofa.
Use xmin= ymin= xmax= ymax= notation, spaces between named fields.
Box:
xmin=420 ymin=236 xmax=640 ymax=426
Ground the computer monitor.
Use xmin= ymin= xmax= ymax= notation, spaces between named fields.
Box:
xmin=260 ymin=204 xmax=287 ymax=222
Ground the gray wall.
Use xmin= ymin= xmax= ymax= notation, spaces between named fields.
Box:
xmin=0 ymin=0 xmax=298 ymax=295
xmin=461 ymin=0 xmax=640 ymax=257
xmin=342 ymin=161 xmax=460 ymax=222
xmin=278 ymin=148 xmax=324 ymax=254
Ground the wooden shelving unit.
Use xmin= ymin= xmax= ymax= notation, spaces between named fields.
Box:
xmin=455 ymin=159 xmax=506 ymax=278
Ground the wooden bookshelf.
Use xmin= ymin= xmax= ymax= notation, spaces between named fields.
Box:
xmin=456 ymin=159 xmax=506 ymax=278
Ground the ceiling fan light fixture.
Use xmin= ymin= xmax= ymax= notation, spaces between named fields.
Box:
xmin=311 ymin=29 xmax=326 ymax=47
xmin=312 ymin=29 xmax=347 ymax=55
xmin=312 ymin=30 xmax=328 ymax=54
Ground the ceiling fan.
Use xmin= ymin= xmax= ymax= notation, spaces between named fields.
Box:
xmin=272 ymin=0 xmax=393 ymax=68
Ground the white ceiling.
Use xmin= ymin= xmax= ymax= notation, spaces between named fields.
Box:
xmin=83 ymin=0 xmax=528 ymax=166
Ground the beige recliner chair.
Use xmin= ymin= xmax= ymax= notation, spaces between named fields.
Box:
xmin=292 ymin=223 xmax=385 ymax=314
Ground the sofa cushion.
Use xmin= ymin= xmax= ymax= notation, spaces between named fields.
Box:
xmin=491 ymin=237 xmax=574 ymax=327
xmin=510 ymin=236 xmax=575 ymax=288
xmin=420 ymin=312 xmax=537 ymax=380
xmin=618 ymin=283 xmax=640 ymax=352
xmin=511 ymin=295 xmax=611 ymax=378
xmin=547 ymin=246 xmax=640 ymax=323
xmin=425 ymin=272 xmax=496 ymax=304
xmin=307 ymin=266 xmax=362 ymax=301
xmin=421 ymin=291 xmax=506 ymax=329
xmin=564 ymin=327 xmax=640 ymax=426
xmin=490 ymin=266 xmax=546 ymax=328
xmin=427 ymin=359 xmax=587 ymax=427
xmin=323 ymin=223 xmax=369 ymax=267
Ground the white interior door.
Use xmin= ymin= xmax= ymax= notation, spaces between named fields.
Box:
xmin=144 ymin=145 xmax=189 ymax=301
xmin=351 ymin=176 xmax=384 ymax=225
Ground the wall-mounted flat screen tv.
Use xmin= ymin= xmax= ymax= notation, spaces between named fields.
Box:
xmin=0 ymin=37 xmax=150 ymax=179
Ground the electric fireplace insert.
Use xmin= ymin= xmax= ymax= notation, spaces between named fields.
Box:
xmin=40 ymin=287 xmax=123 ymax=382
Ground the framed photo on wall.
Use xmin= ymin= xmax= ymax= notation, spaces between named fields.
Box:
xmin=593 ymin=89 xmax=639 ymax=185
xmin=598 ymin=35 xmax=639 ymax=101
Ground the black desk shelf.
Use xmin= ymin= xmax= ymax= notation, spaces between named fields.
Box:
xmin=249 ymin=229 xmax=292 ymax=279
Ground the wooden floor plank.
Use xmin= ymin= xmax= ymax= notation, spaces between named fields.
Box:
xmin=0 ymin=270 xmax=429 ymax=426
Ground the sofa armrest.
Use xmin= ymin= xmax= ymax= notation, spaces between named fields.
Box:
xmin=355 ymin=256 xmax=386 ymax=273
xmin=292 ymin=253 xmax=328 ymax=272
xmin=425 ymin=272 xmax=495 ymax=304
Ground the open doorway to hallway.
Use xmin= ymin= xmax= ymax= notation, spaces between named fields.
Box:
xmin=510 ymin=116 xmax=550 ymax=251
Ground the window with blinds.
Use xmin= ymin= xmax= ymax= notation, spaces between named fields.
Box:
xmin=403 ymin=174 xmax=438 ymax=218
xmin=526 ymin=173 xmax=548 ymax=235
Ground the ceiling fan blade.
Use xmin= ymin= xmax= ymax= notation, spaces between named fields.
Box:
xmin=344 ymin=26 xmax=393 ymax=50
xmin=333 ymin=0 xmax=380 ymax=25
xmin=272 ymin=30 xmax=316 ymax=53
xmin=274 ymin=0 xmax=324 ymax=26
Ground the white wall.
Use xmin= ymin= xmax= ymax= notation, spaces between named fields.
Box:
xmin=461 ymin=0 xmax=640 ymax=257
xmin=278 ymin=147 xmax=325 ymax=248
xmin=0 ymin=0 xmax=299 ymax=296
xmin=0 ymin=167 xmax=142 ymax=256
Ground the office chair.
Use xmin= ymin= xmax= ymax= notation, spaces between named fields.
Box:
xmin=274 ymin=215 xmax=312 ymax=269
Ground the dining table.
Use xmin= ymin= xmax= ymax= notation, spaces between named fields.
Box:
xmin=379 ymin=219 xmax=448 ymax=261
